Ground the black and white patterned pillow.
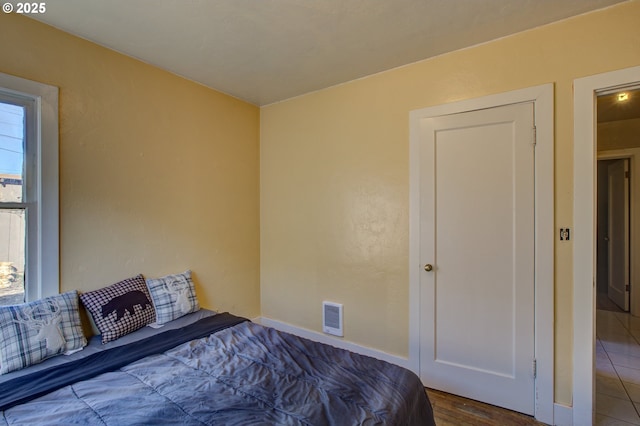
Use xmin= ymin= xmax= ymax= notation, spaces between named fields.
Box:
xmin=0 ymin=290 xmax=87 ymax=374
xmin=146 ymin=270 xmax=199 ymax=325
xmin=80 ymin=274 xmax=155 ymax=344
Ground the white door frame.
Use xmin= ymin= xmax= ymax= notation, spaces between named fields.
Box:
xmin=409 ymin=84 xmax=554 ymax=424
xmin=573 ymin=65 xmax=640 ymax=426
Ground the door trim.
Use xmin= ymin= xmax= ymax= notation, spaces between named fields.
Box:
xmin=409 ymin=84 xmax=554 ymax=424
xmin=573 ymin=65 xmax=640 ymax=426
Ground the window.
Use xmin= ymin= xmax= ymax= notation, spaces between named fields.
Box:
xmin=0 ymin=73 xmax=58 ymax=305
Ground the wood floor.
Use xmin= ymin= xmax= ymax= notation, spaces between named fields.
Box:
xmin=427 ymin=388 xmax=546 ymax=426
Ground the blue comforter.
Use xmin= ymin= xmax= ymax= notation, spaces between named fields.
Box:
xmin=0 ymin=315 xmax=434 ymax=425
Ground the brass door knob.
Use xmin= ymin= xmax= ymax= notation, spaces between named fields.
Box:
xmin=424 ymin=264 xmax=433 ymax=272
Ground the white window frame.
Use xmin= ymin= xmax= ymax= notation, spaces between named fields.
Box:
xmin=0 ymin=72 xmax=59 ymax=301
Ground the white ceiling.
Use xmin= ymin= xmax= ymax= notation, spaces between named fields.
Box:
xmin=30 ymin=0 xmax=627 ymax=106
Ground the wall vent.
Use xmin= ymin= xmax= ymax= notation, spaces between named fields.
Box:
xmin=323 ymin=301 xmax=343 ymax=337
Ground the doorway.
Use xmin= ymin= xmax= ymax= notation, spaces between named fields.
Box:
xmin=573 ymin=66 xmax=640 ymax=425
xmin=594 ymin=87 xmax=640 ymax=423
xmin=596 ymin=157 xmax=630 ymax=313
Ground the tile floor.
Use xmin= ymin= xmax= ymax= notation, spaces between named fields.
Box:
xmin=596 ymin=308 xmax=640 ymax=425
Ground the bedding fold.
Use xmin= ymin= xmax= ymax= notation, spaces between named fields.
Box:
xmin=0 ymin=312 xmax=247 ymax=411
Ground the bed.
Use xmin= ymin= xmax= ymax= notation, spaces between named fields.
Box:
xmin=0 ymin=309 xmax=434 ymax=425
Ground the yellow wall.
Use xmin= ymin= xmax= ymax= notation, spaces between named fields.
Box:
xmin=0 ymin=14 xmax=261 ymax=318
xmin=598 ymin=118 xmax=640 ymax=151
xmin=261 ymin=1 xmax=640 ymax=404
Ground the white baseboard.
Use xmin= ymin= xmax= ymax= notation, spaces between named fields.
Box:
xmin=553 ymin=403 xmax=573 ymax=426
xmin=255 ymin=316 xmax=410 ymax=369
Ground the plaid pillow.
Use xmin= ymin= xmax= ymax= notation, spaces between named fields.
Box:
xmin=0 ymin=291 xmax=87 ymax=374
xmin=146 ymin=270 xmax=199 ymax=325
xmin=80 ymin=274 xmax=155 ymax=344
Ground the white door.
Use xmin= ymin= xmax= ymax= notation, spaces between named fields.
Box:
xmin=608 ymin=158 xmax=630 ymax=311
xmin=418 ymin=102 xmax=535 ymax=415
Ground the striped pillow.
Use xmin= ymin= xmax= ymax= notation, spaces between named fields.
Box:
xmin=0 ymin=291 xmax=87 ymax=374
xmin=146 ymin=270 xmax=199 ymax=325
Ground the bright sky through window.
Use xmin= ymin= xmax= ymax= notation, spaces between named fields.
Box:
xmin=0 ymin=102 xmax=24 ymax=176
